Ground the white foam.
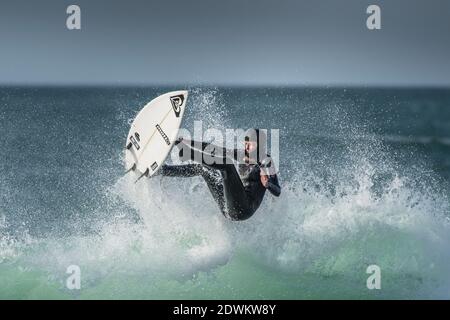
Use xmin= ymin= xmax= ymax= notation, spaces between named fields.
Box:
xmin=2 ymin=89 xmax=450 ymax=298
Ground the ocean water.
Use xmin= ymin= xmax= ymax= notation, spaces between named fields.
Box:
xmin=1 ymin=86 xmax=450 ymax=299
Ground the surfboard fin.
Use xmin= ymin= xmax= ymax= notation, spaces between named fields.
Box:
xmin=125 ymin=163 xmax=136 ymax=174
xmin=135 ymin=168 xmax=149 ymax=183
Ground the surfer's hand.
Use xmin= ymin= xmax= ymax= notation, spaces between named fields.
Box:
xmin=260 ymin=174 xmax=269 ymax=188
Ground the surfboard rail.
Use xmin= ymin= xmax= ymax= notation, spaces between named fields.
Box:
xmin=124 ymin=90 xmax=188 ymax=178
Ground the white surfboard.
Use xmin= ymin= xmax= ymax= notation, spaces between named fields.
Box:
xmin=125 ymin=90 xmax=188 ymax=177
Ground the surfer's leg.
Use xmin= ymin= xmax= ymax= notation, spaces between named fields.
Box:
xmin=198 ymin=164 xmax=251 ymax=220
xmin=217 ymin=163 xmax=254 ymax=220
xmin=199 ymin=166 xmax=226 ymax=215
xmin=160 ymin=164 xmax=227 ymax=214
xmin=176 ymin=139 xmax=229 ymax=163
xmin=185 ymin=148 xmax=253 ymax=219
xmin=175 ymin=140 xmax=254 ymax=220
xmin=203 ymin=160 xmax=254 ymax=220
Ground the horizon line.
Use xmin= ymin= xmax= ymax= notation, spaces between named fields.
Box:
xmin=1 ymin=83 xmax=450 ymax=90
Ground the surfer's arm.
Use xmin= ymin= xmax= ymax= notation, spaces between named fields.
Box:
xmin=266 ymin=174 xmax=281 ymax=197
xmin=260 ymin=156 xmax=281 ymax=197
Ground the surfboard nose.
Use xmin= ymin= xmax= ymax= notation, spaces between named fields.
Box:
xmin=176 ymin=90 xmax=188 ymax=101
xmin=168 ymin=90 xmax=188 ymax=98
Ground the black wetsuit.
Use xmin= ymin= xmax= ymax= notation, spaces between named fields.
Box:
xmin=158 ymin=140 xmax=281 ymax=221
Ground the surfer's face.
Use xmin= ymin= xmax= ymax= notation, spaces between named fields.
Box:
xmin=244 ymin=141 xmax=257 ymax=154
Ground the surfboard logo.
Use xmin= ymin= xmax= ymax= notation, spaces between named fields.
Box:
xmin=156 ymin=124 xmax=170 ymax=145
xmin=151 ymin=162 xmax=158 ymax=171
xmin=170 ymin=95 xmax=184 ymax=117
xmin=130 ymin=135 xmax=140 ymax=150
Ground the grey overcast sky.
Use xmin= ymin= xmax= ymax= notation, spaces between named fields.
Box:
xmin=0 ymin=0 xmax=449 ymax=86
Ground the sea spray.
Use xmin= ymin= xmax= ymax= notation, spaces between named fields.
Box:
xmin=1 ymin=87 xmax=450 ymax=299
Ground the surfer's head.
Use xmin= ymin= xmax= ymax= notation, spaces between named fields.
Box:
xmin=244 ymin=128 xmax=267 ymax=163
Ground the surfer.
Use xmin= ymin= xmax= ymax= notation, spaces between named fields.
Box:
xmin=156 ymin=129 xmax=281 ymax=221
